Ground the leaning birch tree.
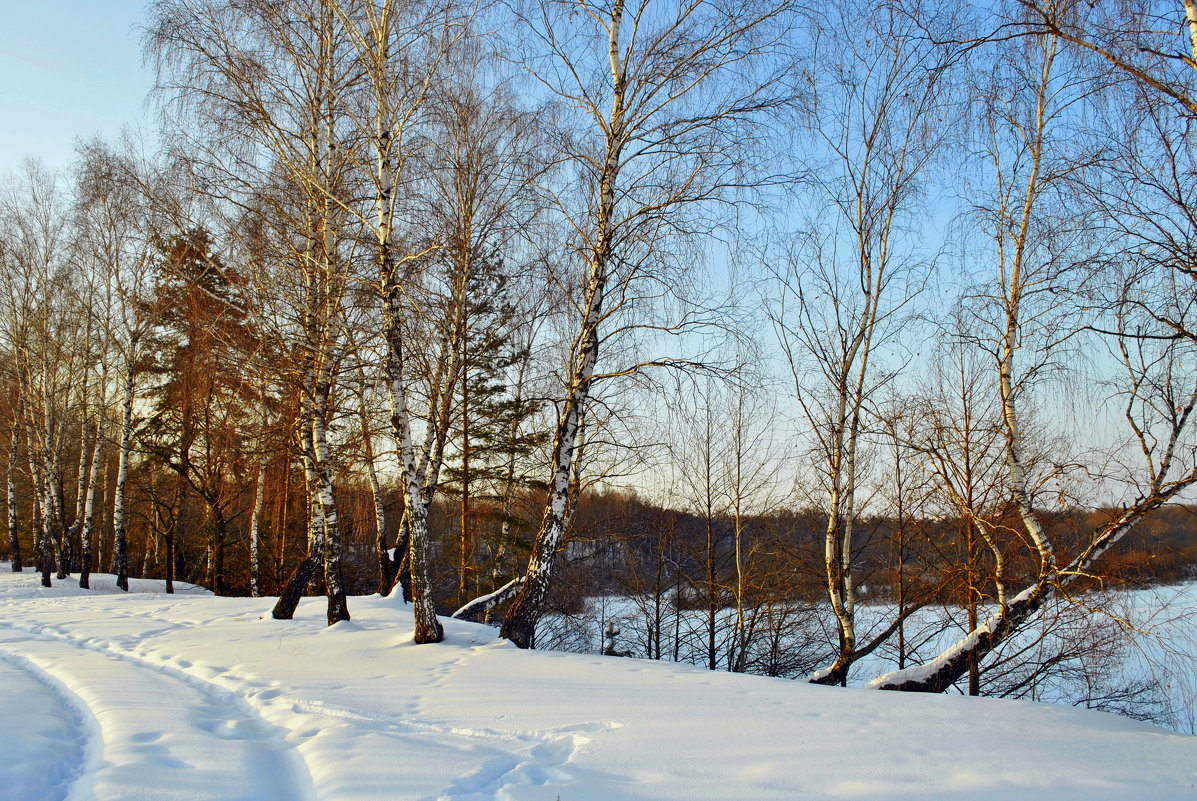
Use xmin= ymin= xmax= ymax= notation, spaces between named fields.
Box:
xmin=872 ymin=20 xmax=1197 ymax=692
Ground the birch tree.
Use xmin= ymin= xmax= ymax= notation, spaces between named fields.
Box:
xmin=150 ymin=0 xmax=358 ymax=622
xmin=76 ymin=145 xmax=158 ymax=592
xmin=1009 ymin=0 xmax=1197 ymax=118
xmin=987 ymin=2 xmax=1197 ymax=339
xmin=0 ymin=162 xmax=78 ymax=587
xmin=327 ymin=0 xmax=463 ymax=642
xmin=872 ymin=21 xmax=1197 ymax=693
xmin=899 ymin=325 xmax=1008 ymax=694
xmin=73 ymin=153 xmax=124 ymax=591
xmin=768 ymin=0 xmax=953 ymax=685
xmin=3 ymin=393 xmax=21 ymax=573
xmin=419 ymin=45 xmax=549 ymax=610
xmin=459 ymin=0 xmax=796 ymax=650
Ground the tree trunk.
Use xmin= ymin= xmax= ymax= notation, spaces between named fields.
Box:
xmin=165 ymin=474 xmax=184 ymax=594
xmin=27 ymin=429 xmax=52 ymax=588
xmin=37 ymin=495 xmax=52 ymax=589
xmin=383 ymin=285 xmax=442 ymax=643
xmin=250 ymin=457 xmax=266 ymax=598
xmin=390 ymin=513 xmax=413 ymax=602
xmin=271 ymin=554 xmax=320 ymax=620
xmin=78 ymin=419 xmax=103 ymax=590
xmin=459 ymin=349 xmax=471 ymax=606
xmin=360 ymin=397 xmax=396 ymax=597
xmin=39 ymin=522 xmax=52 ymax=587
xmin=273 ymin=463 xmax=325 ymax=621
xmin=492 ymin=0 xmax=624 ymax=649
xmin=113 ymin=336 xmax=138 ymax=592
xmin=452 ymin=576 xmax=524 ymax=622
xmin=6 ymin=421 xmax=21 ymax=572
xmin=68 ymin=361 xmax=91 ymax=579
xmin=210 ymin=502 xmax=230 ymax=595
xmin=871 ymin=497 xmax=1185 ymax=692
xmin=51 ymin=456 xmax=70 ymax=579
xmin=500 ymin=379 xmax=591 ymax=649
xmin=312 ymin=383 xmax=349 ymax=625
xmin=706 ymin=510 xmax=717 ymax=671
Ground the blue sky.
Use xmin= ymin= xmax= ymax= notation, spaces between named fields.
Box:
xmin=0 ymin=1 xmax=152 ymax=175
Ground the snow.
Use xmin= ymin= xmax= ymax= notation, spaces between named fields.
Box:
xmin=0 ymin=566 xmax=1194 ymax=801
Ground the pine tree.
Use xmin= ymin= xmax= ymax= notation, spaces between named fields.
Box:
xmin=441 ymin=252 xmax=546 ymax=607
xmin=140 ymin=228 xmax=259 ymax=594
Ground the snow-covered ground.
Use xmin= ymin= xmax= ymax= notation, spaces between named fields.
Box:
xmin=555 ymin=585 xmax=1197 ymax=732
xmin=1 ymin=566 xmax=1194 ymax=801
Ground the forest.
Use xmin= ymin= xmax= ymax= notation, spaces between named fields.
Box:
xmin=1 ymin=0 xmax=1196 ymax=705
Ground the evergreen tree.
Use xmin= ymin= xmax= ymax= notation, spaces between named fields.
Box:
xmin=140 ymin=228 xmax=258 ymax=594
xmin=440 ymin=251 xmax=547 ymax=606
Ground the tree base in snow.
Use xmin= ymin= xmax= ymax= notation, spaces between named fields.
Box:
xmin=272 ymin=555 xmax=318 ymax=620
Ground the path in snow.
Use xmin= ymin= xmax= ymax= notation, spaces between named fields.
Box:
xmin=0 ymin=644 xmax=88 ymax=801
xmin=0 ymin=603 xmax=590 ymax=801
xmin=0 ymin=621 xmax=315 ymax=801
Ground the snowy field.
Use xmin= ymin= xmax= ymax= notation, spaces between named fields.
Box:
xmin=1 ymin=566 xmax=1194 ymax=801
xmin=557 ymin=585 xmax=1197 ymax=733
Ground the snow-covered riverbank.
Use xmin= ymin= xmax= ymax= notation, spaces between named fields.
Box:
xmin=1 ymin=567 xmax=1193 ymax=800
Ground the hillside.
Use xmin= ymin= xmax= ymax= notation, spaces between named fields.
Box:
xmin=0 ymin=567 xmax=1193 ymax=801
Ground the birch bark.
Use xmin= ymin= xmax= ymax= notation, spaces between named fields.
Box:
xmin=113 ymin=333 xmax=138 ymax=592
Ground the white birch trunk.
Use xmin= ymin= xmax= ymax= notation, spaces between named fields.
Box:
xmin=6 ymin=418 xmax=21 ymax=572
xmin=452 ymin=577 xmax=525 ymax=622
xmin=499 ymin=254 xmax=604 ymax=647
xmin=494 ymin=0 xmax=625 ymax=650
xmin=249 ymin=390 xmax=268 ymax=599
xmin=385 ymin=307 xmax=443 ymax=643
xmin=113 ymin=335 xmax=138 ymax=592
xmin=311 ymin=366 xmax=349 ymax=624
xmin=250 ymin=456 xmax=266 ymax=598
xmin=24 ymin=407 xmax=52 ymax=587
xmin=372 ymin=41 xmax=443 ymax=638
xmin=78 ymin=419 xmax=103 ymax=589
xmin=69 ymin=327 xmax=93 ymax=562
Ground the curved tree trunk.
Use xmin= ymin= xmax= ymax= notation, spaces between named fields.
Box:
xmin=871 ymin=490 xmax=1192 ymax=692
xmin=499 ymin=1 xmax=623 ymax=648
xmin=452 ymin=576 xmax=524 ymax=623
xmin=271 ymin=554 xmax=320 ymax=620
xmin=273 ymin=470 xmax=326 ymax=621
xmin=500 ymin=374 xmax=592 ymax=649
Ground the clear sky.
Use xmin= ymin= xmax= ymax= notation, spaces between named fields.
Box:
xmin=0 ymin=1 xmax=153 ymax=176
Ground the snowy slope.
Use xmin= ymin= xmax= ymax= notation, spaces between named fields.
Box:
xmin=0 ymin=567 xmax=1193 ymax=801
